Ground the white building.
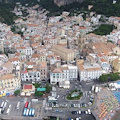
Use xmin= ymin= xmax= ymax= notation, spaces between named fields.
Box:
xmin=91 ymin=16 xmax=99 ymax=24
xmin=96 ymin=53 xmax=110 ymax=73
xmin=106 ymin=30 xmax=120 ymax=44
xmin=78 ymin=61 xmax=102 ymax=81
xmin=21 ymin=70 xmax=40 ymax=83
xmin=16 ymin=46 xmax=33 ymax=56
xmin=9 ymin=58 xmax=20 ymax=70
xmin=98 ymin=58 xmax=110 ymax=73
xmin=50 ymin=64 xmax=78 ymax=85
xmin=0 ymin=54 xmax=8 ymax=66
xmin=26 ymin=47 xmax=33 ymax=56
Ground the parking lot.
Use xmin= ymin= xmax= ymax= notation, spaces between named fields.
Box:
xmin=0 ymin=97 xmax=46 ymax=120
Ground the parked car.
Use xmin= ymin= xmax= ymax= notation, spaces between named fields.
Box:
xmin=85 ymin=111 xmax=88 ymax=114
xmin=78 ymin=104 xmax=80 ymax=108
xmin=78 ymin=110 xmax=81 ymax=114
xmin=71 ymin=111 xmax=77 ymax=114
xmin=88 ymin=102 xmax=92 ymax=106
xmin=88 ymin=109 xmax=91 ymax=114
xmin=71 ymin=104 xmax=74 ymax=107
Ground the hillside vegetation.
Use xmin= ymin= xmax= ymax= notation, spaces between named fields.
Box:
xmin=0 ymin=0 xmax=120 ymax=25
xmin=0 ymin=2 xmax=18 ymax=25
xmin=92 ymin=24 xmax=114 ymax=35
xmin=23 ymin=0 xmax=120 ymax=17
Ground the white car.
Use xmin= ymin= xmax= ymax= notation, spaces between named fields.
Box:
xmin=85 ymin=111 xmax=88 ymax=114
xmin=79 ymin=110 xmax=81 ymax=114
xmin=89 ymin=91 xmax=91 ymax=94
xmin=75 ymin=104 xmax=78 ymax=107
xmin=88 ymin=109 xmax=91 ymax=114
xmin=78 ymin=117 xmax=81 ymax=119
xmin=57 ymin=95 xmax=59 ymax=98
xmin=74 ymin=104 xmax=76 ymax=107
xmin=84 ymin=104 xmax=87 ymax=107
xmin=78 ymin=104 xmax=80 ymax=108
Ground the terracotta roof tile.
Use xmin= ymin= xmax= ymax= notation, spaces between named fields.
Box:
xmin=0 ymin=74 xmax=14 ymax=80
xmin=24 ymin=84 xmax=32 ymax=89
xmin=52 ymin=68 xmax=62 ymax=73
xmin=9 ymin=58 xmax=19 ymax=62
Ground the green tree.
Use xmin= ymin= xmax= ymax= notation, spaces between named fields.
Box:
xmin=33 ymin=83 xmax=40 ymax=88
xmin=99 ymin=73 xmax=120 ymax=82
xmin=35 ymin=91 xmax=43 ymax=97
xmin=109 ymin=73 xmax=119 ymax=81
xmin=45 ymin=82 xmax=52 ymax=94
xmin=14 ymin=90 xmax=20 ymax=96
xmin=92 ymin=24 xmax=114 ymax=35
xmin=99 ymin=75 xmax=108 ymax=82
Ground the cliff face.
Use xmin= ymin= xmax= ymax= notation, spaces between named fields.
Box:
xmin=54 ymin=0 xmax=84 ymax=6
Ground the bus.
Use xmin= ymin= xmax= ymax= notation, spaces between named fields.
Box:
xmin=95 ymin=87 xmax=98 ymax=93
xmin=23 ymin=108 xmax=27 ymax=116
xmin=26 ymin=109 xmax=29 ymax=116
xmin=28 ymin=102 xmax=31 ymax=109
xmin=16 ymin=102 xmax=20 ymax=109
xmin=3 ymin=102 xmax=7 ymax=109
xmin=0 ymin=108 xmax=1 ymax=114
xmin=24 ymin=102 xmax=29 ymax=108
xmin=6 ymin=108 xmax=10 ymax=115
xmin=91 ymin=86 xmax=95 ymax=92
xmin=29 ymin=108 xmax=32 ymax=116
xmin=31 ymin=109 xmax=35 ymax=117
xmin=0 ymin=102 xmax=4 ymax=108
xmin=9 ymin=104 xmax=11 ymax=109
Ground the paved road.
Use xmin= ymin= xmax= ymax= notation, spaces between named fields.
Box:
xmin=0 ymin=80 xmax=98 ymax=120
xmin=54 ymin=80 xmax=94 ymax=107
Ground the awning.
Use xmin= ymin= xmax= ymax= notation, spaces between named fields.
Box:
xmin=21 ymin=92 xmax=25 ymax=96
xmin=6 ymin=93 xmax=10 ymax=96
xmin=26 ymin=93 xmax=31 ymax=96
xmin=2 ymin=93 xmax=6 ymax=96
xmin=37 ymin=88 xmax=46 ymax=92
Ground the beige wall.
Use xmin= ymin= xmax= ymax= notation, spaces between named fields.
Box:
xmin=113 ymin=46 xmax=120 ymax=55
xmin=0 ymin=75 xmax=21 ymax=91
xmin=52 ymin=45 xmax=75 ymax=62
